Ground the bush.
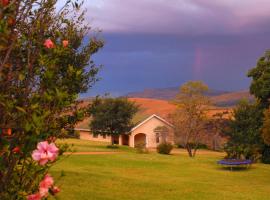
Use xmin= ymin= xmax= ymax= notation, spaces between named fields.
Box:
xmin=157 ymin=143 xmax=173 ymax=154
xmin=66 ymin=130 xmax=80 ymax=139
xmin=135 ymin=143 xmax=149 ymax=154
xmin=262 ymin=146 xmax=270 ymax=164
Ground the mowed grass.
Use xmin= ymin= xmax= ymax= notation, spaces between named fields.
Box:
xmin=51 ymin=139 xmax=270 ymax=200
xmin=56 ymin=139 xmax=133 ymax=152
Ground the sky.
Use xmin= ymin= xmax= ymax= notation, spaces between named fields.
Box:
xmin=79 ymin=0 xmax=270 ymax=97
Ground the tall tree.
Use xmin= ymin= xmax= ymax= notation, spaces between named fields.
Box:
xmin=247 ymin=50 xmax=270 ymax=163
xmin=171 ymin=81 xmax=211 ymax=157
xmin=89 ymin=97 xmax=139 ymax=145
xmin=224 ymin=101 xmax=264 ymax=160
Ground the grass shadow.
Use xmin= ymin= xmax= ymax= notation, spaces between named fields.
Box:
xmin=216 ymin=165 xmax=254 ymax=172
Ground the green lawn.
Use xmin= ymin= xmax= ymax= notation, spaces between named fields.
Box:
xmin=51 ymin=139 xmax=270 ymax=200
xmin=56 ymin=139 xmax=133 ymax=152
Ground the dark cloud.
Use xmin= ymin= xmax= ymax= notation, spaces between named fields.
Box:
xmin=79 ymin=1 xmax=270 ymax=97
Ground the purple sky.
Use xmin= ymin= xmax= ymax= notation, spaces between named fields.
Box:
xmin=81 ymin=0 xmax=270 ymax=97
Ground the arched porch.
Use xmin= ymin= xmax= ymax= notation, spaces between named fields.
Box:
xmin=133 ymin=133 xmax=147 ymax=147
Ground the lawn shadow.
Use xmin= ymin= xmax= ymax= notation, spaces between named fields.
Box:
xmin=216 ymin=165 xmax=255 ymax=172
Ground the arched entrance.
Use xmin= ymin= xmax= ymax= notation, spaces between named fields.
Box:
xmin=134 ymin=133 xmax=147 ymax=147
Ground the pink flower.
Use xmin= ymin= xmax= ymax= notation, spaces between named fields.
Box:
xmin=32 ymin=141 xmax=59 ymax=165
xmin=27 ymin=193 xmax=41 ymax=200
xmin=44 ymin=39 xmax=55 ymax=49
xmin=39 ymin=174 xmax=54 ymax=197
xmin=62 ymin=40 xmax=69 ymax=47
xmin=51 ymin=186 xmax=61 ymax=195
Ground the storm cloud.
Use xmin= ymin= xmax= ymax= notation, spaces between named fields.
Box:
xmin=79 ymin=0 xmax=270 ymax=97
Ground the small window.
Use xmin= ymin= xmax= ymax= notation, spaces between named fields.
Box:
xmin=93 ymin=134 xmax=98 ymax=138
xmin=103 ymin=134 xmax=106 ymax=139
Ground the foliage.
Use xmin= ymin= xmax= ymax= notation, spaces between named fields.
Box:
xmin=171 ymin=81 xmax=211 ymax=157
xmin=66 ymin=130 xmax=80 ymax=139
xmin=245 ymin=50 xmax=270 ymax=163
xmin=262 ymin=146 xmax=270 ymax=164
xmin=224 ymin=50 xmax=270 ymax=163
xmin=89 ymin=97 xmax=139 ymax=145
xmin=135 ymin=142 xmax=149 ymax=154
xmin=205 ymin=111 xmax=230 ymax=151
xmin=224 ymin=101 xmax=263 ymax=160
xmin=157 ymin=142 xmax=173 ymax=154
xmin=248 ymin=50 xmax=270 ymax=108
xmin=262 ymin=108 xmax=270 ymax=145
xmin=0 ymin=0 xmax=103 ymax=199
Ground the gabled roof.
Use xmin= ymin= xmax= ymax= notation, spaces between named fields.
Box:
xmin=130 ymin=114 xmax=174 ymax=132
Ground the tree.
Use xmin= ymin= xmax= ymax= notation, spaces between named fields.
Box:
xmin=206 ymin=111 xmax=229 ymax=151
xmin=248 ymin=50 xmax=270 ymax=109
xmin=0 ymin=0 xmax=103 ymax=199
xmin=89 ymin=97 xmax=139 ymax=145
xmin=247 ymin=50 xmax=270 ymax=163
xmin=224 ymin=101 xmax=264 ymax=160
xmin=171 ymin=81 xmax=211 ymax=157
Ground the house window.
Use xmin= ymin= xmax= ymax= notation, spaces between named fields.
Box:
xmin=93 ymin=134 xmax=98 ymax=138
xmin=103 ymin=134 xmax=106 ymax=139
xmin=156 ymin=133 xmax=160 ymax=143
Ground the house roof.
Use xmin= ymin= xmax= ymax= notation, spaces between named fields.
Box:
xmin=130 ymin=114 xmax=174 ymax=132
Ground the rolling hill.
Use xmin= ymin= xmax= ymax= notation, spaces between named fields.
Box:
xmin=126 ymin=87 xmax=254 ymax=107
xmin=211 ymin=90 xmax=254 ymax=107
xmin=126 ymin=87 xmax=228 ymax=100
xmin=76 ymin=97 xmax=232 ymax=129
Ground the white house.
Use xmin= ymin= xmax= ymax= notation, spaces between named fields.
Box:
xmin=76 ymin=114 xmax=175 ymax=148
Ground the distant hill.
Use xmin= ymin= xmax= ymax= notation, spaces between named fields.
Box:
xmin=126 ymin=87 xmax=254 ymax=107
xmin=211 ymin=90 xmax=254 ymax=107
xmin=127 ymin=87 xmax=229 ymax=100
xmin=76 ymin=97 xmax=232 ymax=129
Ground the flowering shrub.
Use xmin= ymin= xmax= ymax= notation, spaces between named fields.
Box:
xmin=0 ymin=0 xmax=103 ymax=199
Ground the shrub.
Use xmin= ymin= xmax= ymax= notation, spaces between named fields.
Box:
xmin=67 ymin=130 xmax=80 ymax=139
xmin=262 ymin=146 xmax=270 ymax=164
xmin=135 ymin=142 xmax=149 ymax=154
xmin=157 ymin=143 xmax=173 ymax=154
